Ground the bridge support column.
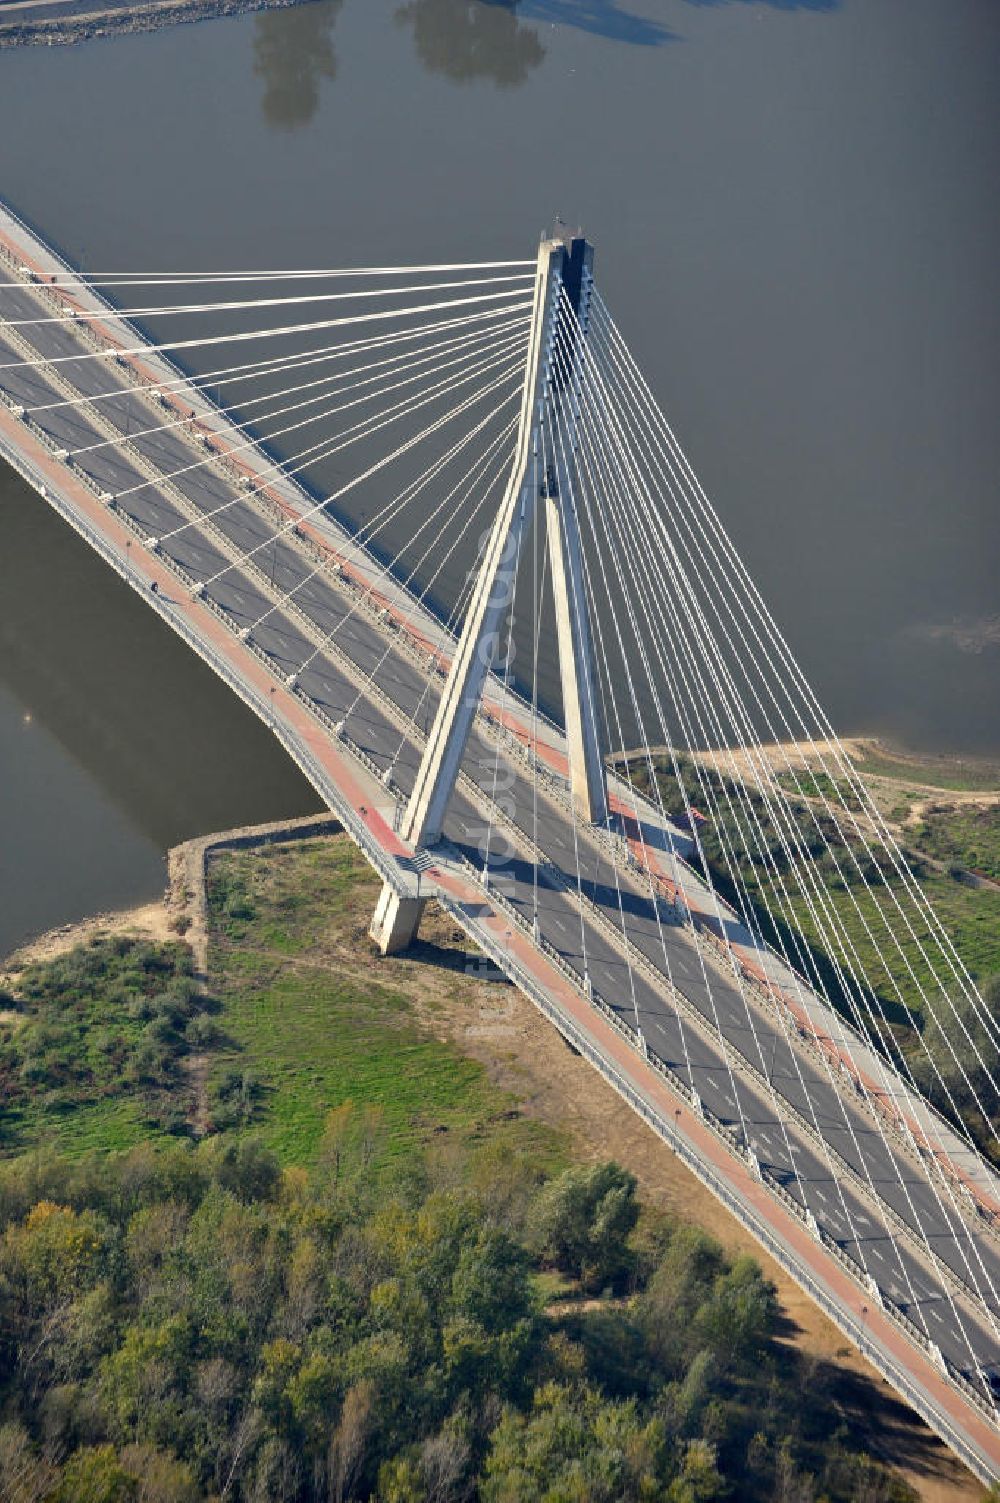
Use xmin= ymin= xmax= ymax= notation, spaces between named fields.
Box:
xmin=370 ymin=233 xmax=608 ymax=952
xmin=543 ymin=240 xmax=607 ymax=826
xmin=370 ymin=884 xmax=426 ymax=956
xmin=397 ymin=237 xmax=566 ymax=853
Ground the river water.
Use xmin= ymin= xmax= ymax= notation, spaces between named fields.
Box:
xmin=1 ymin=0 xmax=998 ymax=953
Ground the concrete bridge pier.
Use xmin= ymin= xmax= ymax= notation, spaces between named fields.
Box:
xmin=370 ymin=233 xmax=606 ymax=955
xmin=370 ymin=883 xmax=426 ymax=955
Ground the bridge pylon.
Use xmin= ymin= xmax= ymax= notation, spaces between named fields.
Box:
xmin=371 ymin=233 xmax=608 ymax=954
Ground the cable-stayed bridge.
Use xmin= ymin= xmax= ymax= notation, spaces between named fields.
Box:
xmin=1 ymin=202 xmax=999 ymax=1482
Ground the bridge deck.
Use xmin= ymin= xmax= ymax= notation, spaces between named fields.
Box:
xmin=1 ymin=203 xmax=997 ymax=1480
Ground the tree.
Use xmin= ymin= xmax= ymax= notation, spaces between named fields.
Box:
xmin=637 ymin=1225 xmax=720 ymax=1373
xmin=528 ymin=1163 xmax=638 ymax=1291
xmin=212 ymin=1139 xmax=281 ymax=1204
xmin=661 ymin=1348 xmax=716 ymax=1439
xmin=450 ymin=1229 xmax=533 ymax=1333
xmin=0 ymin=1421 xmax=54 ymax=1503
xmin=378 ymin=1455 xmax=425 ymax=1503
xmin=317 ymin=1103 xmax=355 ymax=1188
xmin=47 ymin=1445 xmax=135 ymax=1503
xmin=666 ymin=1439 xmax=725 ymax=1503
xmin=119 ymin=1445 xmax=201 ymax=1503
xmin=99 ymin=1317 xmax=192 ymax=1439
xmin=418 ymin=1423 xmax=471 ymax=1503
xmin=481 ymin=1383 xmax=666 ymax=1503
xmin=694 ymin=1255 xmax=777 ymax=1370
xmin=1 ymin=1201 xmax=110 ymax=1314
xmin=329 ymin=1382 xmax=373 ymax=1503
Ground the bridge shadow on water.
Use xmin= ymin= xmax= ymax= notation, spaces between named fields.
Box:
xmin=506 ymin=0 xmax=675 ymax=46
xmin=683 ymin=0 xmax=838 ymax=11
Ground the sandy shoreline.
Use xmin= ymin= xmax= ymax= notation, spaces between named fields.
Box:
xmin=0 ymin=0 xmax=300 ymax=48
xmin=0 ymin=896 xmax=174 ymax=977
xmin=1 ymin=810 xmax=343 ymax=979
xmin=616 ymin=734 xmax=1000 ymax=788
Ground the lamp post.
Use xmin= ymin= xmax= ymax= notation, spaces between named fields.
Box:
xmin=766 ymin=1030 xmax=779 ymax=1087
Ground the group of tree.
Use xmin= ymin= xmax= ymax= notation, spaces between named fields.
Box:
xmin=0 ymin=1122 xmax=918 ymax=1502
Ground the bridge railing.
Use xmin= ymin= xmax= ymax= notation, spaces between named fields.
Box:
xmin=440 ymin=838 xmax=1000 ymax=1434
xmin=602 ymin=754 xmax=1000 ymax=1227
xmin=3 ymin=266 xmax=998 ymax=1461
xmin=0 ymin=414 xmax=412 ymax=901
xmin=434 ymin=780 xmax=996 ymax=1319
xmin=5 ymin=355 xmax=998 ymax=1327
xmin=436 ymin=889 xmax=998 ymax=1482
xmin=11 ymin=383 xmax=995 ymax=1428
xmin=4 ymin=198 xmax=992 ymax=1235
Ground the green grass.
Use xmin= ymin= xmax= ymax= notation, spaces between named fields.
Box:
xmin=774 ymin=769 xmax=862 ymax=810
xmin=851 ymin=745 xmax=1000 ymax=793
xmin=641 ymin=748 xmax=1000 ymax=1153
xmin=776 ymin=873 xmax=1000 ymax=1022
xmin=207 ymin=837 xmax=367 ymax=949
xmin=206 ymin=838 xmax=565 ymax=1170
xmin=0 ymin=1083 xmax=166 ymax=1162
xmin=908 ymin=800 xmax=1000 ymax=882
xmin=641 ymin=754 xmax=1000 ymax=1021
xmin=211 ymin=964 xmax=542 ymax=1166
xmin=0 ymin=935 xmax=214 ymax=1159
xmin=33 ymin=1096 xmax=150 ymax=1157
xmin=1 ymin=836 xmax=566 ymax=1176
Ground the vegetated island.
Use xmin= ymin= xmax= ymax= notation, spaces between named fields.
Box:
xmin=1 ymin=768 xmax=995 ymax=1503
xmin=0 ymin=0 xmax=300 ymax=49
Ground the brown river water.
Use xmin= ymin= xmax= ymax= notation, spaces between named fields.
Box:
xmin=1 ymin=0 xmax=998 ymax=952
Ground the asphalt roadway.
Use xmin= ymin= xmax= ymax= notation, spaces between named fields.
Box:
xmin=1 ymin=268 xmax=998 ymax=1391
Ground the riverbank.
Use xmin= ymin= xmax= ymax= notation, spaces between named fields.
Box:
xmin=0 ymin=0 xmax=301 ymax=48
xmin=0 ymin=816 xmax=988 ymax=1500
